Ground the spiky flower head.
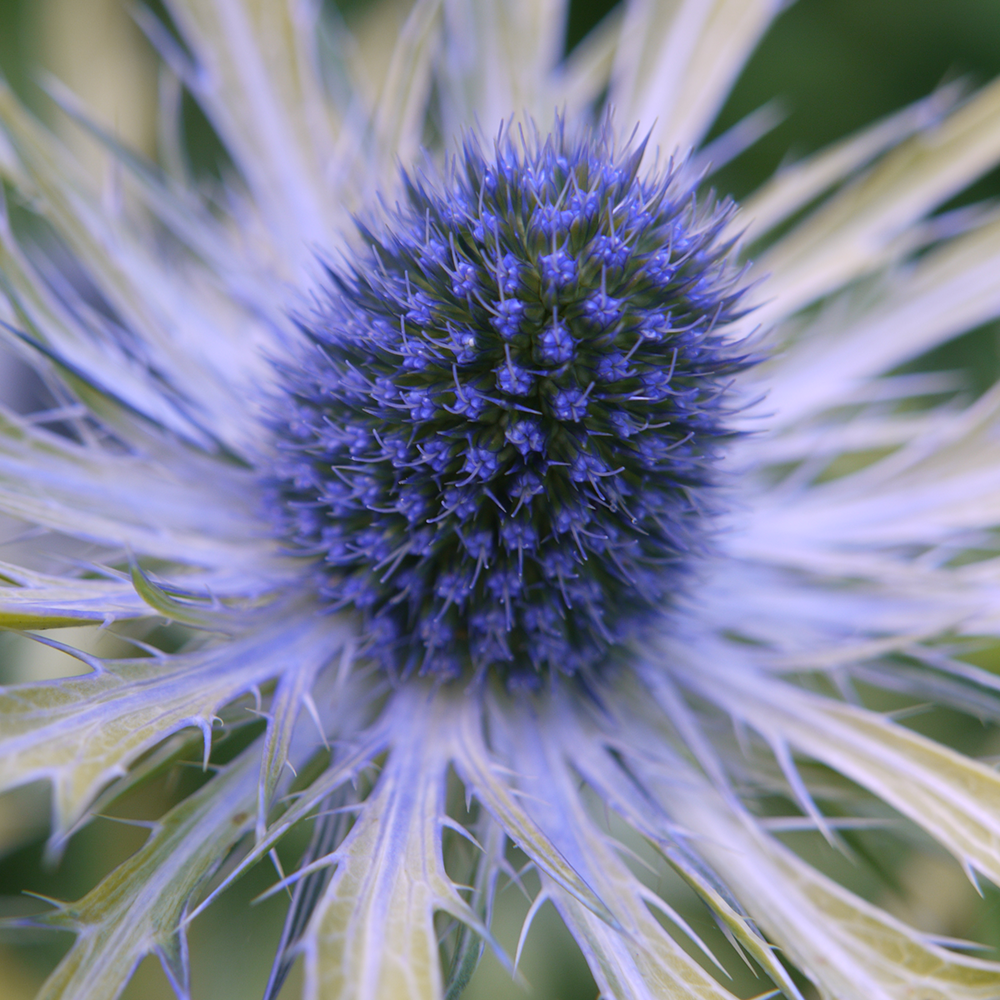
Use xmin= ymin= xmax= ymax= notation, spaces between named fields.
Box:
xmin=274 ymin=124 xmax=747 ymax=682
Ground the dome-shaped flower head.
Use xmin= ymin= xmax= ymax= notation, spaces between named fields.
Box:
xmin=274 ymin=122 xmax=749 ymax=684
xmin=4 ymin=3 xmax=1000 ymax=1000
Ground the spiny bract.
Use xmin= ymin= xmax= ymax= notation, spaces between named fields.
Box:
xmin=272 ymin=124 xmax=750 ymax=683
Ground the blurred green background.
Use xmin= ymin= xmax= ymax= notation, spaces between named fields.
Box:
xmin=1 ymin=1 xmax=1000 ymax=998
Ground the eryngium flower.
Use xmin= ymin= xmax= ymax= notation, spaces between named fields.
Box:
xmin=274 ymin=125 xmax=748 ymax=682
xmin=4 ymin=3 xmax=1000 ymax=1000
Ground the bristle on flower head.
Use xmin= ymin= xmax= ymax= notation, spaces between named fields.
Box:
xmin=272 ymin=120 xmax=753 ymax=686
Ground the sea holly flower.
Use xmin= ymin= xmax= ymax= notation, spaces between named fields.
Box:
xmin=4 ymin=3 xmax=1000 ymax=1000
xmin=275 ymin=125 xmax=747 ymax=683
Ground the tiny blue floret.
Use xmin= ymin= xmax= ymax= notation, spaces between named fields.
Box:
xmin=538 ymin=320 xmax=575 ymax=364
xmin=272 ymin=120 xmax=750 ymax=684
xmin=491 ymin=298 xmax=527 ymax=340
xmin=539 ymin=249 xmax=578 ymax=290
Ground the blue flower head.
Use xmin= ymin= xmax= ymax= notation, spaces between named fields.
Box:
xmin=273 ymin=122 xmax=750 ymax=684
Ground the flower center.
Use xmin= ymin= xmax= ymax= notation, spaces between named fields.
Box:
xmin=271 ymin=123 xmax=751 ymax=686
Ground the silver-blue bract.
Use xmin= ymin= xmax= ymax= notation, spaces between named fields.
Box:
xmin=273 ymin=124 xmax=748 ymax=683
